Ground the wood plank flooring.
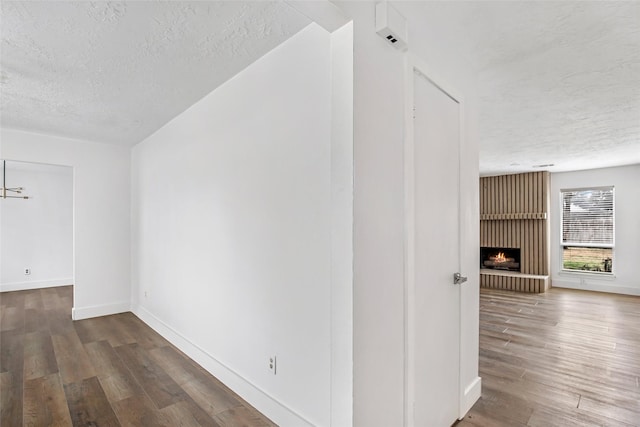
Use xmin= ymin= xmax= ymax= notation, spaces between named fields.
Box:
xmin=5 ymin=285 xmax=640 ymax=426
xmin=0 ymin=286 xmax=276 ymax=427
xmin=459 ymin=287 xmax=640 ymax=427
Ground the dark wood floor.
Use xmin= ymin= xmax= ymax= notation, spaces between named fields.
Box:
xmin=0 ymin=286 xmax=276 ymax=426
xmin=5 ymin=286 xmax=640 ymax=426
xmin=460 ymin=287 xmax=640 ymax=427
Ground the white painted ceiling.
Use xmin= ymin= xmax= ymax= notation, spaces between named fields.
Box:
xmin=0 ymin=1 xmax=311 ymax=146
xmin=464 ymin=1 xmax=640 ymax=175
xmin=1 ymin=1 xmax=639 ymax=175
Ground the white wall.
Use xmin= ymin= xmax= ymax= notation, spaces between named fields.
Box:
xmin=1 ymin=3 xmax=484 ymax=425
xmin=1 ymin=129 xmax=131 ymax=319
xmin=131 ymin=23 xmax=349 ymax=426
xmin=334 ymin=2 xmax=481 ymax=425
xmin=551 ymin=164 xmax=640 ymax=295
xmin=1 ymin=161 xmax=73 ymax=291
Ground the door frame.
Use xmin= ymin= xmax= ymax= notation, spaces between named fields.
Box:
xmin=403 ymin=53 xmax=466 ymax=427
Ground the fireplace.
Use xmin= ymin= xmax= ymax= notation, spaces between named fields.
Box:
xmin=480 ymin=247 xmax=521 ymax=272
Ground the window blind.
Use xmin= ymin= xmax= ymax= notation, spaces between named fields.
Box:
xmin=561 ymin=187 xmax=614 ymax=246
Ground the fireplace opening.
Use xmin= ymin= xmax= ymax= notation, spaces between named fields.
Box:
xmin=480 ymin=247 xmax=521 ymax=272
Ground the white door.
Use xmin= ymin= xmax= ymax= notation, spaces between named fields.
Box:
xmin=408 ymin=68 xmax=462 ymax=426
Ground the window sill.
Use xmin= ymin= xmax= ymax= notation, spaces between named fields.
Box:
xmin=559 ymin=269 xmax=616 ymax=280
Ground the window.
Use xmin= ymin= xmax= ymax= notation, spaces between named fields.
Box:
xmin=561 ymin=187 xmax=614 ymax=273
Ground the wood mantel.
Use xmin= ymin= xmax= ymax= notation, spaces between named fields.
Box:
xmin=480 ymin=172 xmax=551 ymax=293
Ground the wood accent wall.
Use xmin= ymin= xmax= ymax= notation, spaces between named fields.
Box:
xmin=480 ymin=172 xmax=551 ymax=293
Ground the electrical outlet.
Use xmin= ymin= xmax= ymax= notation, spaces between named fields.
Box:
xmin=144 ymin=290 xmax=148 ymax=298
xmin=268 ymin=356 xmax=277 ymax=375
xmin=24 ymin=268 xmax=31 ymax=275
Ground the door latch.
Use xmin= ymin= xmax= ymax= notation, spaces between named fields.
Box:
xmin=453 ymin=272 xmax=468 ymax=285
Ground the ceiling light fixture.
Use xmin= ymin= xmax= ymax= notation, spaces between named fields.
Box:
xmin=1 ymin=160 xmax=29 ymax=199
xmin=532 ymin=163 xmax=554 ymax=168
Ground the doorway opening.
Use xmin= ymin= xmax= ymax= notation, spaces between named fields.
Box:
xmin=0 ymin=160 xmax=74 ymax=312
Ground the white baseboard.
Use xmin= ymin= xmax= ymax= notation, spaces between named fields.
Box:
xmin=459 ymin=376 xmax=482 ymax=419
xmin=0 ymin=278 xmax=73 ymax=293
xmin=72 ymin=301 xmax=130 ymax=320
xmin=131 ymin=304 xmax=314 ymax=427
xmin=553 ymin=280 xmax=640 ymax=296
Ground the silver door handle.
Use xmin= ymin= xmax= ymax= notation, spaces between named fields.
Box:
xmin=453 ymin=272 xmax=467 ymax=285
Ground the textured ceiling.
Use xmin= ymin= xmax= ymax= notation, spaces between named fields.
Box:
xmin=0 ymin=1 xmax=310 ymax=145
xmin=2 ymin=1 xmax=639 ymax=175
xmin=445 ymin=1 xmax=640 ymax=175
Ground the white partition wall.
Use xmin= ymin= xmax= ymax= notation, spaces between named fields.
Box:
xmin=131 ymin=23 xmax=353 ymax=426
xmin=334 ymin=2 xmax=481 ymax=426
